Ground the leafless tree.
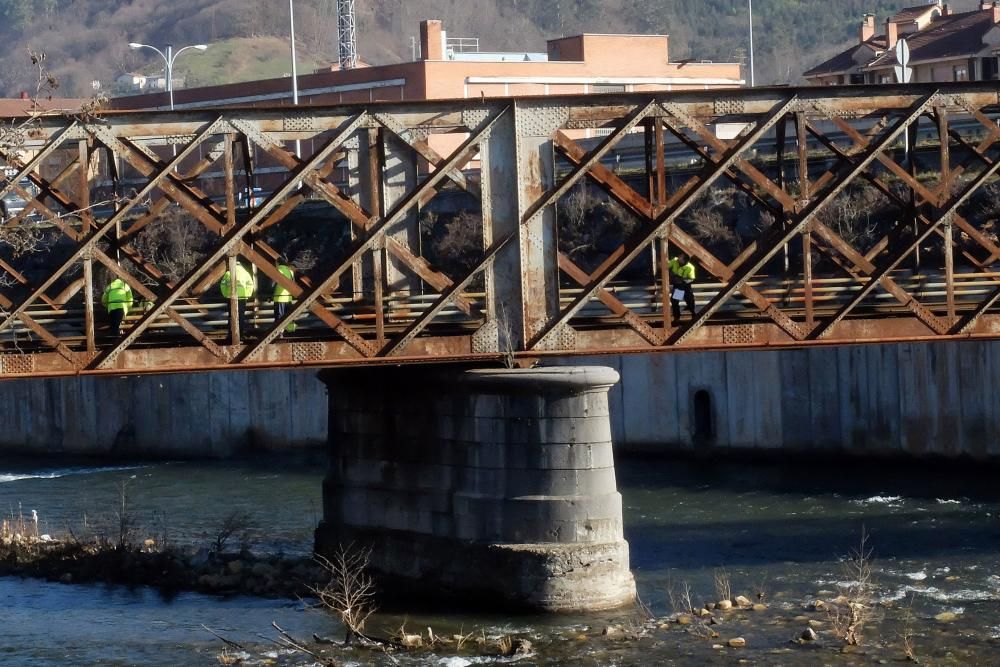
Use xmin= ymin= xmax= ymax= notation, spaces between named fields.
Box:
xmin=713 ymin=567 xmax=732 ymax=604
xmin=497 ymin=301 xmax=516 ymax=369
xmin=114 ymin=479 xmax=137 ymax=551
xmin=309 ymin=544 xmax=377 ymax=645
xmin=558 ymin=185 xmax=597 ymax=257
xmin=687 ymin=205 xmax=740 ymax=258
xmin=432 ymin=209 xmax=482 ymax=275
xmin=817 ymin=188 xmax=884 ymax=251
xmin=131 ymin=208 xmax=212 ymax=283
xmin=0 ymin=221 xmax=53 ymax=257
xmin=211 ymin=510 xmax=257 ymax=554
xmin=292 ymin=248 xmax=318 ymax=273
xmin=829 ymin=528 xmax=876 ymax=646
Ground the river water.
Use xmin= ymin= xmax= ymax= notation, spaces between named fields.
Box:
xmin=0 ymin=455 xmax=998 ymax=666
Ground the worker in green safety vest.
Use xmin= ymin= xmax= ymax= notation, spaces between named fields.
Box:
xmin=668 ymin=252 xmax=696 ymax=321
xmin=101 ymin=278 xmax=134 ymax=336
xmin=272 ymin=260 xmax=298 ymax=335
xmin=220 ymin=262 xmax=256 ymax=341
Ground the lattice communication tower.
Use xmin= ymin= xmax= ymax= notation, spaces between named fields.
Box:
xmin=337 ymin=0 xmax=359 ymax=70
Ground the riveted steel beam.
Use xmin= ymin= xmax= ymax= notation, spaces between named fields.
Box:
xmin=813 ymin=139 xmax=1000 ymax=339
xmin=234 ymin=108 xmax=508 ymax=363
xmin=550 ymin=107 xmax=808 ymax=342
xmin=89 ymin=113 xmax=370 ymax=369
xmin=530 ymin=94 xmax=801 ymax=350
xmin=666 ymin=92 xmax=940 ymax=346
xmin=0 ymin=118 xmax=228 ymax=337
xmin=5 ymin=86 xmax=1000 ymax=374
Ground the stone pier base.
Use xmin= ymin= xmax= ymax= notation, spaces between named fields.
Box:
xmin=315 ymin=365 xmax=636 ymax=612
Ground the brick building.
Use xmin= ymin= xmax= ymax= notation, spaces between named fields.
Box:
xmin=804 ymin=1 xmax=1000 ymax=85
xmin=112 ymin=19 xmax=742 ymax=111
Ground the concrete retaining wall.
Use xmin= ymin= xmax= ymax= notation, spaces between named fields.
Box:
xmin=555 ymin=340 xmax=1000 ymax=458
xmin=0 ymin=370 xmax=326 ymax=457
xmin=0 ymin=339 xmax=998 ymax=459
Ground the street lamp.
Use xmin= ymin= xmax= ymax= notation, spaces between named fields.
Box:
xmin=289 ymin=0 xmax=302 ymax=173
xmin=747 ymin=0 xmax=755 ymax=87
xmin=128 ymin=42 xmax=208 ymax=110
xmin=289 ymin=0 xmax=299 ymax=106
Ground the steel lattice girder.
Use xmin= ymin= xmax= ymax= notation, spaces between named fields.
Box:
xmin=1 ymin=83 xmax=1000 ymax=378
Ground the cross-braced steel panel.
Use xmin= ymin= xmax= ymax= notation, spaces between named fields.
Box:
xmin=1 ymin=83 xmax=1000 ymax=378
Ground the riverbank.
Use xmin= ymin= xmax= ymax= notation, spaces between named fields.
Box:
xmin=0 ymin=530 xmax=322 ymax=599
xmin=0 ymin=526 xmax=979 ymax=667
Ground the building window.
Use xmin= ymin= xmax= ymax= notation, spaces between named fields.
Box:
xmin=879 ymin=74 xmax=893 ymax=84
xmin=983 ymin=57 xmax=999 ymax=81
xmin=953 ymin=65 xmax=969 ymax=82
xmin=592 ymin=84 xmax=627 ymax=94
xmin=849 ymin=73 xmax=865 ymax=85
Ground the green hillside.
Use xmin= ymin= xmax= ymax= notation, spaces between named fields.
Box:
xmin=171 ymin=37 xmax=327 ymax=89
xmin=0 ymin=0 xmax=984 ymax=98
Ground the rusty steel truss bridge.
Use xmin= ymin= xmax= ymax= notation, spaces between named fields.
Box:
xmin=2 ymin=82 xmax=1000 ymax=378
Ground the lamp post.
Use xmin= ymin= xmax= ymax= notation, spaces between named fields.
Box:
xmin=289 ymin=0 xmax=299 ymax=106
xmin=128 ymin=41 xmax=208 ymax=110
xmin=289 ymin=0 xmax=302 ymax=174
xmin=748 ymin=0 xmax=755 ymax=87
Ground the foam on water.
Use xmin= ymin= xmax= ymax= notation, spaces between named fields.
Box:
xmin=852 ymin=495 xmax=904 ymax=506
xmin=0 ymin=465 xmax=146 ymax=483
xmin=434 ymin=656 xmax=534 ymax=666
xmin=881 ymin=584 xmax=998 ymax=603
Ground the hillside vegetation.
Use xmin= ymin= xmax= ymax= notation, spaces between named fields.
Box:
xmin=0 ymin=0 xmax=984 ymax=97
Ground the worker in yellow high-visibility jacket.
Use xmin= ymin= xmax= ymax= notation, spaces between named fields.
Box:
xmin=668 ymin=252 xmax=696 ymax=321
xmin=220 ymin=262 xmax=255 ymax=341
xmin=272 ymin=260 xmax=297 ymax=335
xmin=101 ymin=278 xmax=134 ymax=336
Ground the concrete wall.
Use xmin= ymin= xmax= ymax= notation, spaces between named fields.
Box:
xmin=556 ymin=340 xmax=1000 ymax=459
xmin=0 ymin=339 xmax=998 ymax=459
xmin=0 ymin=369 xmax=327 ymax=458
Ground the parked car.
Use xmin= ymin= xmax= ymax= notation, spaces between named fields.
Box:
xmin=237 ymin=187 xmax=265 ymax=209
xmin=1 ymin=178 xmax=37 ymax=219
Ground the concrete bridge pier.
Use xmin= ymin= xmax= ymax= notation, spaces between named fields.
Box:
xmin=315 ymin=365 xmax=636 ymax=612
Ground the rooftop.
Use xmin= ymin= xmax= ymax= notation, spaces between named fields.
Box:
xmin=868 ymin=8 xmax=995 ymax=69
xmin=0 ymin=98 xmax=87 ymax=116
xmin=804 ymin=4 xmax=998 ymax=78
xmin=890 ymin=3 xmax=942 ymax=24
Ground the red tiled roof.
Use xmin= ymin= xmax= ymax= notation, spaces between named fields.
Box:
xmin=805 ymin=7 xmax=996 ymax=78
xmin=803 ymin=37 xmax=887 ymax=77
xmin=866 ymin=9 xmax=994 ymax=69
xmin=0 ymin=98 xmax=87 ymax=117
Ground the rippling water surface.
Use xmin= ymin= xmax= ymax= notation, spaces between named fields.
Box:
xmin=0 ymin=455 xmax=998 ymax=665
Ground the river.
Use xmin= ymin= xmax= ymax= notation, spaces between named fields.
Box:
xmin=0 ymin=455 xmax=998 ymax=665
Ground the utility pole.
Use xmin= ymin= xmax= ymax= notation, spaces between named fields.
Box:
xmin=289 ymin=0 xmax=299 ymax=106
xmin=748 ymin=0 xmax=755 ymax=87
xmin=289 ymin=0 xmax=302 ymax=182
